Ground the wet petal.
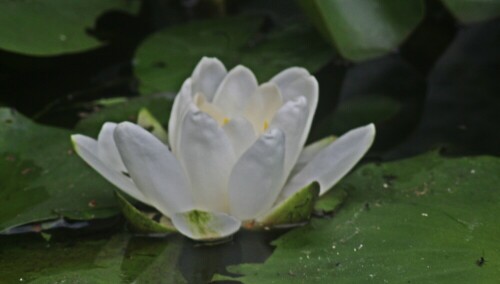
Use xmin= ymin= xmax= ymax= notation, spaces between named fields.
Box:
xmin=212 ymin=65 xmax=258 ymax=117
xmin=243 ymin=82 xmax=283 ymax=134
xmin=269 ymin=96 xmax=309 ymax=178
xmin=222 ymin=116 xmax=257 ymax=158
xmin=280 ymin=124 xmax=376 ymax=199
xmin=193 ymin=92 xmax=226 ymax=125
xmin=191 ymin=57 xmax=227 ymax=101
xmin=171 ymin=209 xmax=241 ymax=241
xmin=97 ymin=122 xmax=127 ymax=173
xmin=271 ymin=68 xmax=318 ymax=146
xmin=228 ymin=128 xmax=285 ymax=221
xmin=169 ymin=78 xmax=193 ymax=154
xmin=177 ymin=107 xmax=236 ymax=212
xmin=114 ymin=122 xmax=193 ymax=217
xmin=71 ymin=134 xmax=148 ymax=204
xmin=291 ymin=136 xmax=336 ymax=177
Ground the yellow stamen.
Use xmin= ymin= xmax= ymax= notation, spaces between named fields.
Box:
xmin=223 ymin=117 xmax=230 ymax=126
xmin=263 ymin=120 xmax=269 ymax=130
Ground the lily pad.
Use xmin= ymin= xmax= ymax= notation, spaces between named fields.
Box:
xmin=75 ymin=94 xmax=173 ymax=137
xmin=298 ymin=0 xmax=424 ymax=61
xmin=215 ymin=153 xmax=500 ymax=282
xmin=0 ymin=0 xmax=140 ymax=56
xmin=0 ymin=233 xmax=186 ymax=283
xmin=0 ymin=108 xmax=119 ymax=232
xmin=133 ymin=16 xmax=332 ymax=95
xmin=441 ymin=0 xmax=500 ymax=23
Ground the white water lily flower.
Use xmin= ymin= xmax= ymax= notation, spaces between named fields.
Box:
xmin=71 ymin=57 xmax=375 ymax=241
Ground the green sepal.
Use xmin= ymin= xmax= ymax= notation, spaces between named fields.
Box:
xmin=137 ymin=108 xmax=168 ymax=144
xmin=253 ymin=182 xmax=320 ymax=229
xmin=314 ymin=188 xmax=348 ymax=213
xmin=115 ymin=192 xmax=176 ymax=234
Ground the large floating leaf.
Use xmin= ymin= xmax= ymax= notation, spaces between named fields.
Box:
xmin=298 ymin=0 xmax=424 ymax=61
xmin=0 ymin=108 xmax=119 ymax=232
xmin=133 ymin=16 xmax=332 ymax=95
xmin=0 ymin=0 xmax=140 ymax=56
xmin=216 ymin=153 xmax=500 ymax=282
xmin=441 ymin=0 xmax=500 ymax=23
xmin=75 ymin=94 xmax=173 ymax=137
xmin=0 ymin=233 xmax=186 ymax=283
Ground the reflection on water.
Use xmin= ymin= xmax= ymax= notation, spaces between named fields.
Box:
xmin=0 ymin=223 xmax=288 ymax=283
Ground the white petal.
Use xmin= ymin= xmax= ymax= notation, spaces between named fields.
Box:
xmin=178 ymin=108 xmax=236 ymax=212
xmin=97 ymin=122 xmax=127 ymax=173
xmin=243 ymin=82 xmax=283 ymax=134
xmin=71 ymin=134 xmax=148 ymax=204
xmin=280 ymin=124 xmax=376 ymax=199
xmin=193 ymin=92 xmax=226 ymax=125
xmin=271 ymin=67 xmax=310 ymax=93
xmin=222 ymin=116 xmax=257 ymax=158
xmin=228 ymin=128 xmax=285 ymax=221
xmin=291 ymin=136 xmax=336 ymax=177
xmin=114 ymin=122 xmax=193 ymax=217
xmin=171 ymin=210 xmax=241 ymax=241
xmin=168 ymin=78 xmax=193 ymax=155
xmin=271 ymin=68 xmax=318 ymax=146
xmin=270 ymin=96 xmax=309 ymax=178
xmin=191 ymin=57 xmax=227 ymax=101
xmin=212 ymin=65 xmax=258 ymax=117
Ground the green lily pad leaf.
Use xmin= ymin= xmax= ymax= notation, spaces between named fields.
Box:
xmin=441 ymin=0 xmax=500 ymax=23
xmin=298 ymin=0 xmax=424 ymax=61
xmin=0 ymin=0 xmax=140 ymax=56
xmin=254 ymin=182 xmax=320 ymax=229
xmin=314 ymin=187 xmax=348 ymax=213
xmin=216 ymin=153 xmax=500 ymax=282
xmin=0 ymin=108 xmax=119 ymax=232
xmin=0 ymin=233 xmax=186 ymax=283
xmin=116 ymin=192 xmax=176 ymax=234
xmin=137 ymin=108 xmax=169 ymax=144
xmin=133 ymin=16 xmax=332 ymax=95
xmin=75 ymin=94 xmax=173 ymax=137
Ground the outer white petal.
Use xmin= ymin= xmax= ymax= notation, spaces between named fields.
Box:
xmin=71 ymin=134 xmax=148 ymax=204
xmin=178 ymin=107 xmax=236 ymax=212
xmin=243 ymin=82 xmax=283 ymax=134
xmin=269 ymin=96 xmax=309 ymax=178
xmin=291 ymin=136 xmax=336 ymax=177
xmin=171 ymin=210 xmax=241 ymax=241
xmin=271 ymin=67 xmax=310 ymax=92
xmin=114 ymin=122 xmax=193 ymax=218
xmin=97 ymin=122 xmax=127 ymax=173
xmin=168 ymin=78 xmax=193 ymax=154
xmin=191 ymin=57 xmax=227 ymax=101
xmin=271 ymin=68 xmax=318 ymax=146
xmin=228 ymin=128 xmax=285 ymax=221
xmin=222 ymin=116 xmax=257 ymax=159
xmin=280 ymin=124 xmax=376 ymax=199
xmin=212 ymin=65 xmax=258 ymax=117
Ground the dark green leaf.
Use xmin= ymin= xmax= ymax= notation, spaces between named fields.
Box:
xmin=0 ymin=0 xmax=140 ymax=56
xmin=0 ymin=108 xmax=119 ymax=232
xmin=134 ymin=16 xmax=332 ymax=95
xmin=75 ymin=94 xmax=173 ymax=137
xmin=298 ymin=0 xmax=424 ymax=61
xmin=441 ymin=0 xmax=500 ymax=23
xmin=0 ymin=233 xmax=186 ymax=283
xmin=216 ymin=153 xmax=500 ymax=282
